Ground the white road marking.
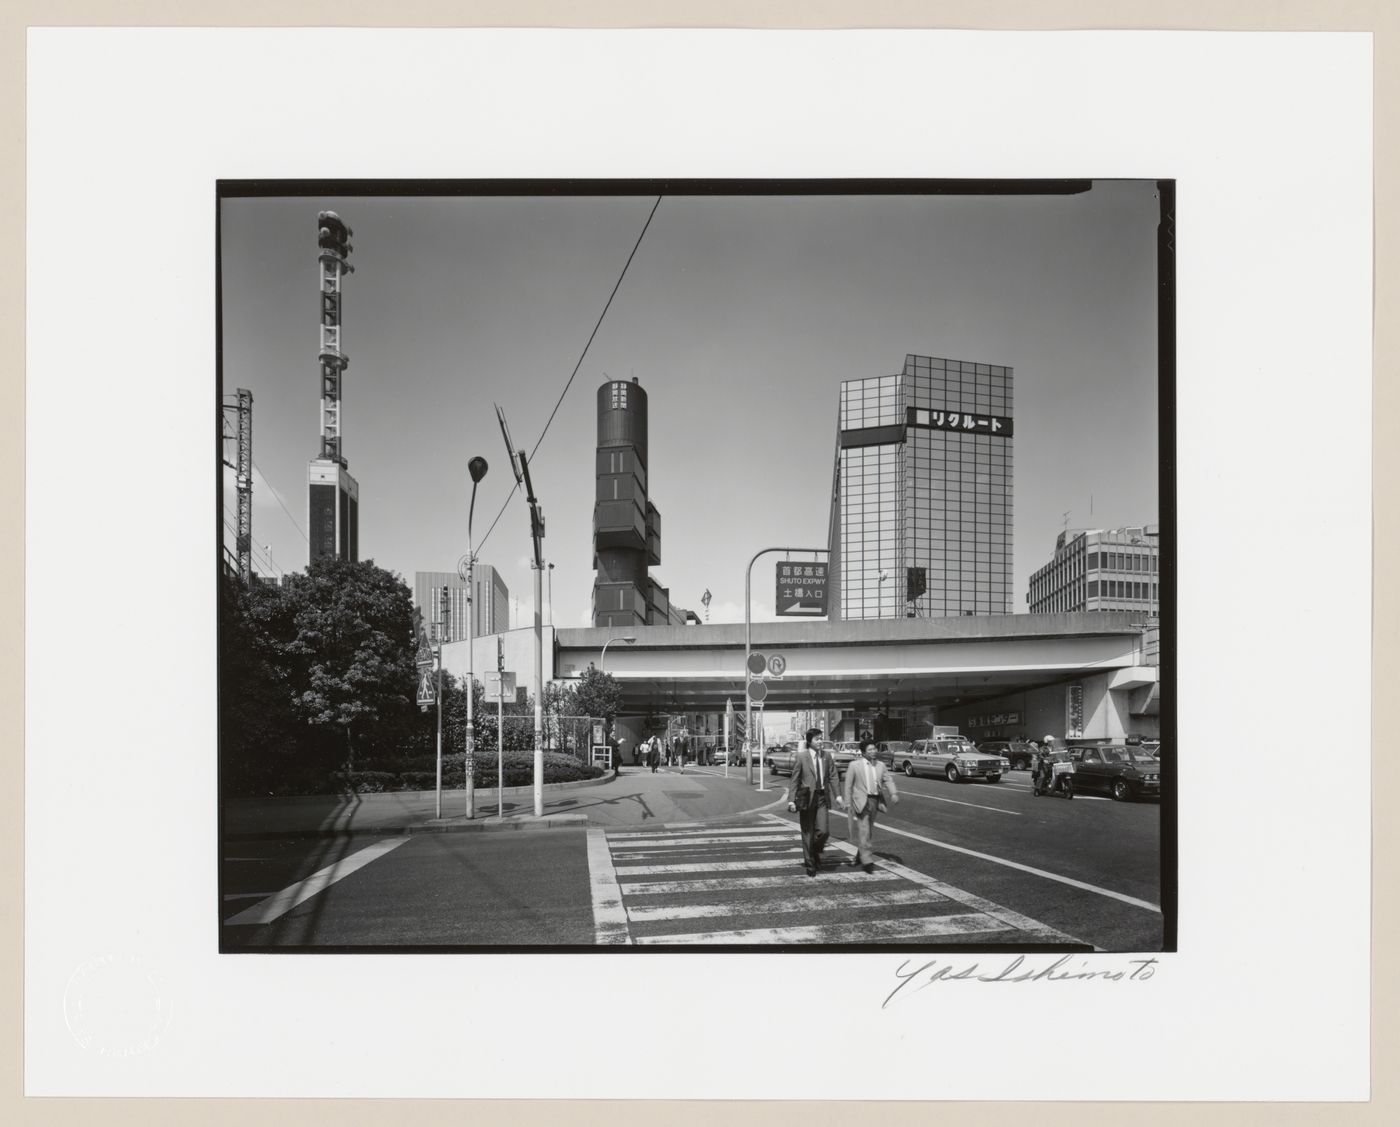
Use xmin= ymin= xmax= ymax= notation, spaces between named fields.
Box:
xmin=626 ymin=887 xmax=944 ymax=921
xmin=810 ymin=813 xmax=1160 ymax=913
xmin=892 ymin=792 xmax=1021 ymax=815
xmin=614 ymin=855 xmax=803 ymax=875
xmin=224 ymin=837 xmax=410 ymax=926
xmin=586 ymin=827 xmax=632 ymax=945
xmin=607 ymin=833 xmax=796 ymax=847
xmin=607 ymin=825 xmax=782 ymax=838
xmin=633 ymin=913 xmax=1016 ymax=945
xmin=619 ymin=871 xmax=901 ymax=895
xmin=607 ymin=817 xmax=1078 ymax=947
xmin=610 ymin=846 xmax=802 ymax=861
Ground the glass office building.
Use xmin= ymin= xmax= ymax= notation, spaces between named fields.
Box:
xmin=827 ymin=354 xmax=1014 ymax=619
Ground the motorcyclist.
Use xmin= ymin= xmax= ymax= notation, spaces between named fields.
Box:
xmin=1033 ymin=734 xmax=1074 ymax=798
xmin=1032 ymin=737 xmax=1055 ymax=794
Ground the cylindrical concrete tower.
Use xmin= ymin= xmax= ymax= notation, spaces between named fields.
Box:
xmin=593 ymin=377 xmax=661 ymax=627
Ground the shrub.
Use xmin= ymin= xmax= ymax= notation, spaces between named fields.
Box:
xmin=328 ymin=770 xmax=398 ymax=794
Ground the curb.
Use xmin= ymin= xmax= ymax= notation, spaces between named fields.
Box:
xmin=224 ymin=814 xmax=591 ymax=842
xmin=223 ymin=778 xmax=792 ymax=842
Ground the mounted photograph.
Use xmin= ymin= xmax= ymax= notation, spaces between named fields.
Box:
xmin=217 ymin=180 xmax=1171 ymax=953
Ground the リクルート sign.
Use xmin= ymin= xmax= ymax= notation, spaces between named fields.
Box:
xmin=776 ymin=561 xmax=827 ymax=616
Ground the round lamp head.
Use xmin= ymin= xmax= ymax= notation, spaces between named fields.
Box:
xmin=468 ymin=456 xmax=489 ymax=484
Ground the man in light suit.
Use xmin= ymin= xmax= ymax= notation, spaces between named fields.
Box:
xmin=843 ymin=738 xmax=899 ymax=873
xmin=787 ymin=728 xmax=845 ymax=877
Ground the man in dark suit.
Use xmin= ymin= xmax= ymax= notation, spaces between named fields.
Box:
xmin=787 ymin=728 xmax=845 ymax=876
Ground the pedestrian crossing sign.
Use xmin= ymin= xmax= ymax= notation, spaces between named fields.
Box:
xmin=416 ymin=659 xmax=436 ymax=708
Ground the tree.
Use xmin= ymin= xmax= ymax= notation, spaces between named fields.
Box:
xmin=572 ymin=665 xmax=621 ymax=724
xmin=282 ymin=557 xmax=419 ymax=772
xmin=218 ymin=573 xmax=302 ymax=791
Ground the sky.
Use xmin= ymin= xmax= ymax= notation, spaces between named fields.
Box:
xmin=220 ymin=182 xmax=1160 ymax=628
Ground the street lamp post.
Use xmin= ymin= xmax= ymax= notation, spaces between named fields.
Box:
xmin=547 ymin=562 xmax=555 ymax=627
xmin=600 ymin=634 xmax=636 ymax=674
xmin=462 ymin=455 xmax=489 ymax=819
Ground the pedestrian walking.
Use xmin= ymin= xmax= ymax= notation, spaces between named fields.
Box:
xmin=787 ymin=728 xmax=845 ymax=877
xmin=843 ymin=738 xmax=899 ymax=872
xmin=609 ymin=733 xmax=623 ymax=778
xmin=647 ymin=736 xmax=661 ymax=773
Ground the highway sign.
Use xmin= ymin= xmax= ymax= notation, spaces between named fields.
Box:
xmin=776 ymin=561 xmax=827 ymax=616
xmin=767 ymin=654 xmax=786 ymax=677
xmin=746 ymin=652 xmax=767 ymax=676
xmin=746 ymin=679 xmax=768 ymax=704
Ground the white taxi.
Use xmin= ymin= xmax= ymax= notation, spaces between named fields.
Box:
xmin=896 ymin=736 xmax=1010 ymax=783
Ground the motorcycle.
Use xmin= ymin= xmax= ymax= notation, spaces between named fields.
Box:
xmin=1032 ymin=755 xmax=1074 ymax=799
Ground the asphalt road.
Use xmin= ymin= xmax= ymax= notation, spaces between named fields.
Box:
xmin=221 ymin=768 xmax=1162 ymax=951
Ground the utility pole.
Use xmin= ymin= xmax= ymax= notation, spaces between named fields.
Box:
xmin=496 ymin=405 xmax=546 ymax=816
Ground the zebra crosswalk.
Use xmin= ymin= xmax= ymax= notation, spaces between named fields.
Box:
xmin=586 ymin=813 xmax=1083 ymax=946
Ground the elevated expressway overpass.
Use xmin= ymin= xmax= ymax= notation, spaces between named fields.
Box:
xmin=551 ymin=612 xmax=1158 ymax=718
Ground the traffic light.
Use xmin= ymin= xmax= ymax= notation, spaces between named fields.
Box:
xmin=906 ymin=566 xmax=927 ymax=602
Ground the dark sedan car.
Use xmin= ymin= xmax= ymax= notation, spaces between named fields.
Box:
xmin=978 ymin=739 xmax=1035 ymax=770
xmin=1067 ymin=745 xmax=1161 ymax=801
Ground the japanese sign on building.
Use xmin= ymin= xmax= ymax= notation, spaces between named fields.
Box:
xmin=776 ymin=561 xmax=828 ymax=616
xmin=968 ymin=710 xmax=1022 ymax=729
xmin=906 ymin=406 xmax=1014 ymax=438
xmin=1067 ymin=685 xmax=1084 ymax=738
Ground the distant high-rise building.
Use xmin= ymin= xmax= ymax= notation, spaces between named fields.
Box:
xmin=1028 ymin=526 xmax=1159 ymax=615
xmin=827 ymin=354 xmax=1015 ymax=619
xmin=593 ymin=377 xmax=667 ymax=628
xmin=414 ymin=566 xmax=509 ymax=643
xmin=308 ymin=210 xmax=359 ymax=565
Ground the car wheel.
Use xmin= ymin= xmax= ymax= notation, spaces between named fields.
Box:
xmin=902 ymin=761 xmax=915 ymax=777
xmin=988 ymin=774 xmax=1002 ymax=783
xmin=1111 ymin=779 xmax=1131 ymax=802
xmin=945 ymin=764 xmax=960 ymax=784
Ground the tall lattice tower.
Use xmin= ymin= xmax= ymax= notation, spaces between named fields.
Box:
xmin=307 ymin=210 xmax=359 ymax=564
xmin=221 ymin=388 xmax=254 ymax=583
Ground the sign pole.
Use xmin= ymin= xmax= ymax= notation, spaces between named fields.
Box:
xmin=745 ymin=545 xmax=826 ymax=787
xmin=435 ymin=617 xmax=444 ymax=819
xmin=497 ymin=635 xmax=505 ymax=822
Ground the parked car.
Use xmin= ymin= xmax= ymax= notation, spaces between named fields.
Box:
xmin=977 ymin=739 xmax=1035 ymax=771
xmin=893 ymin=737 xmax=1010 ymax=783
xmin=764 ymin=741 xmax=800 ymax=776
xmin=1067 ymin=744 xmax=1161 ymax=801
xmin=829 ymin=741 xmax=862 ymax=776
xmin=767 ymin=740 xmax=856 ymax=778
xmin=875 ymin=740 xmax=913 ymax=770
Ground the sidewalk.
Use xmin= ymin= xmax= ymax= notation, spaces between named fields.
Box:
xmin=223 ymin=765 xmax=791 ymax=839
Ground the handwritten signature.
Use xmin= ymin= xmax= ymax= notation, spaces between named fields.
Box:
xmin=884 ymin=955 xmax=1160 ymax=1008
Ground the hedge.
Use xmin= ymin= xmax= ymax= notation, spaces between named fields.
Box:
xmin=323 ymin=750 xmax=602 ymax=794
xmin=227 ymin=747 xmax=604 ymax=797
